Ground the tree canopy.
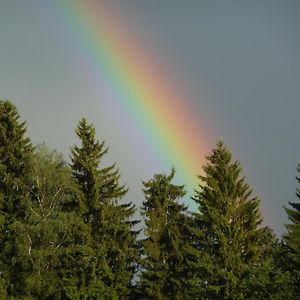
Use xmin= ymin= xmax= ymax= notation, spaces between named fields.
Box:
xmin=138 ymin=168 xmax=195 ymax=299
xmin=0 ymin=100 xmax=298 ymax=299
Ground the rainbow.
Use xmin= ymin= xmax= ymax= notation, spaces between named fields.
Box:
xmin=43 ymin=0 xmax=211 ymax=199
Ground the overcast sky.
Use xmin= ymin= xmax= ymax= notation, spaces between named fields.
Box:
xmin=0 ymin=0 xmax=299 ymax=235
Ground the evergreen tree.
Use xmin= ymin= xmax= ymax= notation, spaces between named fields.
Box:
xmin=0 ymin=100 xmax=33 ymax=298
xmin=192 ymin=141 xmax=274 ymax=299
xmin=139 ymin=169 xmax=193 ymax=299
xmin=70 ymin=118 xmax=139 ymax=298
xmin=244 ymin=227 xmax=294 ymax=299
xmin=284 ymin=163 xmax=300 ymax=294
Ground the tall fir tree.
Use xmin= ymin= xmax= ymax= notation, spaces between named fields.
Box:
xmin=0 ymin=100 xmax=33 ymax=298
xmin=70 ymin=118 xmax=139 ymax=298
xmin=192 ymin=141 xmax=276 ymax=299
xmin=284 ymin=163 xmax=300 ymax=294
xmin=139 ymin=169 xmax=193 ymax=299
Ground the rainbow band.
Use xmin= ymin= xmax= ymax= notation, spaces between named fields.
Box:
xmin=49 ymin=0 xmax=210 ymax=196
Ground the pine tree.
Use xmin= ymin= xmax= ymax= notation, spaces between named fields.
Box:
xmin=70 ymin=118 xmax=139 ymax=298
xmin=284 ymin=163 xmax=300 ymax=294
xmin=192 ymin=141 xmax=271 ymax=299
xmin=0 ymin=100 xmax=33 ymax=298
xmin=139 ymin=169 xmax=193 ymax=299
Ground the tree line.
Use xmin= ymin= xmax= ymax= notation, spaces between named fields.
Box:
xmin=0 ymin=100 xmax=299 ymax=299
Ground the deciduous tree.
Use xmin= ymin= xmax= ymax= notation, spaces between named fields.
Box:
xmin=20 ymin=144 xmax=76 ymax=299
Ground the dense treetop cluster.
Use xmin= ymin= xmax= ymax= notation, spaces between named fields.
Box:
xmin=0 ymin=100 xmax=299 ymax=299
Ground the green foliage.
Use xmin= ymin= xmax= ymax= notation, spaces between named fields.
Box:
xmin=243 ymin=228 xmax=294 ymax=300
xmin=70 ymin=118 xmax=139 ymax=298
xmin=139 ymin=168 xmax=193 ymax=299
xmin=0 ymin=100 xmax=298 ymax=299
xmin=283 ymin=163 xmax=300 ymax=295
xmin=0 ymin=100 xmax=33 ymax=297
xmin=191 ymin=141 xmax=281 ymax=299
xmin=20 ymin=143 xmax=78 ymax=299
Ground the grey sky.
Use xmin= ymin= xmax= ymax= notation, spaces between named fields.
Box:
xmin=0 ymin=0 xmax=299 ymax=235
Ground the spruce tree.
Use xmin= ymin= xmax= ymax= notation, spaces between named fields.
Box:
xmin=244 ymin=227 xmax=294 ymax=299
xmin=192 ymin=141 xmax=270 ymax=299
xmin=70 ymin=118 xmax=138 ymax=298
xmin=0 ymin=100 xmax=33 ymax=298
xmin=139 ymin=169 xmax=193 ymax=299
xmin=284 ymin=164 xmax=300 ymax=294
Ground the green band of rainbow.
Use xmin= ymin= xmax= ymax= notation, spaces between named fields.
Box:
xmin=48 ymin=0 xmax=211 ymax=195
